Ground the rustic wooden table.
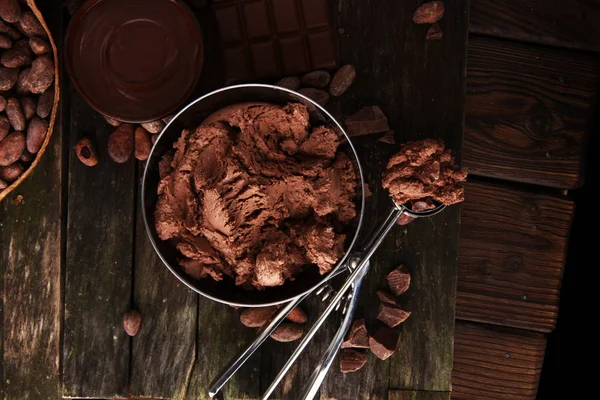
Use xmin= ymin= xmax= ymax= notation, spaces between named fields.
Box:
xmin=0 ymin=1 xmax=468 ymax=399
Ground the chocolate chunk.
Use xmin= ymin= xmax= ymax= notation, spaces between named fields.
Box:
xmin=426 ymin=22 xmax=443 ymax=40
xmin=369 ymin=324 xmax=400 ymax=360
xmin=240 ymin=306 xmax=278 ymax=328
xmin=413 ymin=1 xmax=445 ymax=24
xmin=286 ymin=306 xmax=307 ymax=324
xmin=378 ymin=131 xmax=395 ymax=145
xmin=298 ymin=87 xmax=329 ymax=106
xmin=341 ymin=319 xmax=370 ymax=349
xmin=377 ymin=302 xmax=411 ymax=328
xmin=339 ymin=349 xmax=367 ymax=373
xmin=364 ymin=183 xmax=372 ymax=198
xmin=213 ymin=0 xmax=337 ymax=83
xmin=270 ymin=322 xmax=304 ymax=342
xmin=274 ymin=76 xmax=301 ymax=90
xmin=376 ymin=290 xmax=397 ymax=305
xmin=301 ymin=70 xmax=331 ymax=88
xmin=386 ymin=265 xmax=411 ymax=296
xmin=345 ymin=106 xmax=389 ymax=136
xmin=329 ymin=65 xmax=356 ymax=97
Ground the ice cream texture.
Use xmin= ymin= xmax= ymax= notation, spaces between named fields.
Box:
xmin=155 ymin=102 xmax=358 ymax=289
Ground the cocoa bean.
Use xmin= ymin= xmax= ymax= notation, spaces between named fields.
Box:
xmin=17 ymin=11 xmax=46 ymax=37
xmin=329 ymin=65 xmax=356 ymax=97
xmin=0 ymin=66 xmax=18 ymax=91
xmin=20 ymin=96 xmax=36 ymax=119
xmin=0 ymin=178 xmax=6 ymax=189
xmin=107 ymin=123 xmax=133 ymax=163
xmin=0 ymin=131 xmax=25 ymax=166
xmin=0 ymin=0 xmax=21 ymax=24
xmin=0 ymin=115 xmax=9 ymax=140
xmin=26 ymin=116 xmax=48 ymax=154
xmin=6 ymin=97 xmax=25 ymax=131
xmin=20 ymin=149 xmax=33 ymax=162
xmin=36 ymin=87 xmax=53 ymax=118
xmin=141 ymin=119 xmax=165 ymax=134
xmin=0 ymin=33 xmax=11 ymax=49
xmin=103 ymin=114 xmax=121 ymax=127
xmin=0 ymin=46 xmax=31 ymax=68
xmin=0 ymin=95 xmax=5 ymax=112
xmin=0 ymin=20 xmax=20 ymax=40
xmin=123 ymin=309 xmax=142 ymax=337
xmin=15 ymin=67 xmax=29 ymax=95
xmin=75 ymin=137 xmax=98 ymax=167
xmin=274 ymin=76 xmax=300 ymax=90
xmin=298 ymin=88 xmax=329 ymax=106
xmin=270 ymin=322 xmax=304 ymax=342
xmin=239 ymin=306 xmax=278 ymax=328
xmin=28 ymin=36 xmax=50 ymax=55
xmin=286 ymin=306 xmax=307 ymax=324
xmin=134 ymin=126 xmax=152 ymax=161
xmin=0 ymin=161 xmax=23 ymax=182
xmin=300 ymin=70 xmax=331 ymax=88
xmin=26 ymin=55 xmax=54 ymax=94
xmin=413 ymin=1 xmax=445 ymax=24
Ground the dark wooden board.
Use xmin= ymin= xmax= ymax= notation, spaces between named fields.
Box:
xmin=129 ymin=170 xmax=198 ymax=400
xmin=0 ymin=1 xmax=63 ymax=399
xmin=62 ymin=92 xmax=135 ymax=398
xmin=457 ymin=181 xmax=574 ymax=333
xmin=389 ymin=390 xmax=450 ymax=400
xmin=464 ymin=36 xmax=600 ymax=189
xmin=451 ymin=322 xmax=546 ymax=400
xmin=470 ymin=0 xmax=600 ymax=53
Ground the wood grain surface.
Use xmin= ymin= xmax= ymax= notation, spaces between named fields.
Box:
xmin=457 ymin=181 xmax=574 ymax=333
xmin=470 ymin=0 xmax=600 ymax=53
xmin=129 ymin=174 xmax=198 ymax=400
xmin=389 ymin=390 xmax=450 ymax=400
xmin=62 ymin=92 xmax=135 ymax=398
xmin=451 ymin=321 xmax=546 ymax=400
xmin=464 ymin=36 xmax=600 ymax=189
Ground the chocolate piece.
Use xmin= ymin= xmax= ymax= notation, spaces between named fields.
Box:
xmin=240 ymin=306 xmax=278 ymax=327
xmin=426 ymin=23 xmax=443 ymax=40
xmin=271 ymin=322 xmax=304 ymax=342
xmin=155 ymin=102 xmax=357 ymax=289
xmin=286 ymin=306 xmax=308 ymax=324
xmin=75 ymin=137 xmax=98 ymax=167
xmin=377 ymin=302 xmax=411 ymax=328
xmin=413 ymin=1 xmax=445 ymax=24
xmin=376 ymin=290 xmax=397 ymax=305
xmin=329 ymin=65 xmax=356 ymax=97
xmin=382 ymin=139 xmax=467 ymax=205
xmin=301 ymin=70 xmax=331 ymax=88
xmin=341 ymin=319 xmax=370 ymax=349
xmin=213 ymin=0 xmax=337 ymax=83
xmin=274 ymin=76 xmax=301 ymax=90
xmin=345 ymin=106 xmax=389 ymax=137
xmin=369 ymin=325 xmax=400 ymax=360
xmin=364 ymin=182 xmax=372 ymax=198
xmin=378 ymin=131 xmax=395 ymax=145
xmin=298 ymin=88 xmax=329 ymax=106
xmin=386 ymin=265 xmax=411 ymax=296
xmin=340 ymin=349 xmax=367 ymax=373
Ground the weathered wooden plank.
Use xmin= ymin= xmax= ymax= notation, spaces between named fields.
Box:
xmin=62 ymin=91 xmax=135 ymax=398
xmin=129 ymin=173 xmax=198 ymax=400
xmin=0 ymin=1 xmax=63 ymax=399
xmin=470 ymin=0 xmax=600 ymax=53
xmin=457 ymin=181 xmax=574 ymax=333
xmin=451 ymin=322 xmax=546 ymax=400
xmin=464 ymin=36 xmax=600 ymax=189
xmin=389 ymin=390 xmax=450 ymax=400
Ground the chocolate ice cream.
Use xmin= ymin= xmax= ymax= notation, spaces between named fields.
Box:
xmin=155 ymin=102 xmax=358 ymax=289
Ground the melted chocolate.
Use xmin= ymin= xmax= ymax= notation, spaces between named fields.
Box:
xmin=66 ymin=0 xmax=203 ymax=123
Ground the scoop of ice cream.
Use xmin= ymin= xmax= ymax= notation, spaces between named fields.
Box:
xmin=155 ymin=102 xmax=358 ymax=289
xmin=381 ymin=139 xmax=467 ymax=206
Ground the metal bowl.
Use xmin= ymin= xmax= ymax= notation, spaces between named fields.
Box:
xmin=141 ymin=84 xmax=366 ymax=307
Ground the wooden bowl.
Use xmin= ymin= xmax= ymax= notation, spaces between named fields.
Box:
xmin=0 ymin=0 xmax=60 ymax=203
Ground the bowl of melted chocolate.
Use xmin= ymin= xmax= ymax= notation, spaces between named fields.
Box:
xmin=65 ymin=0 xmax=203 ymax=123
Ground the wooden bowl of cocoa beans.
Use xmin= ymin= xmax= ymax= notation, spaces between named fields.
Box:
xmin=0 ymin=0 xmax=59 ymax=202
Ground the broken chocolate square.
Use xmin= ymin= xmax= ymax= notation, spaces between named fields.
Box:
xmin=376 ymin=290 xmax=397 ymax=305
xmin=377 ymin=302 xmax=411 ymax=328
xmin=341 ymin=319 xmax=370 ymax=349
xmin=386 ymin=264 xmax=411 ymax=296
xmin=378 ymin=130 xmax=396 ymax=144
xmin=369 ymin=324 xmax=400 ymax=360
xmin=340 ymin=349 xmax=367 ymax=373
xmin=345 ymin=106 xmax=390 ymax=137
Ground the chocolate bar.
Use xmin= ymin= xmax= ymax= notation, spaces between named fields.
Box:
xmin=213 ymin=0 xmax=338 ymax=83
